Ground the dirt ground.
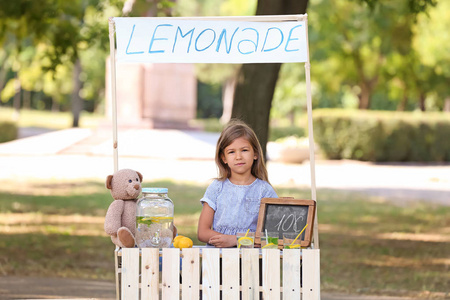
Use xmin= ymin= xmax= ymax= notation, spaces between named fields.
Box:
xmin=0 ymin=276 xmax=421 ymax=300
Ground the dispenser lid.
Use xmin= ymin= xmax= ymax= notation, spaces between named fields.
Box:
xmin=142 ymin=187 xmax=168 ymax=194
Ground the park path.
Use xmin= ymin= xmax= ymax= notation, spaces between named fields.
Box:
xmin=0 ymin=126 xmax=448 ymax=205
xmin=0 ymin=276 xmax=420 ymax=300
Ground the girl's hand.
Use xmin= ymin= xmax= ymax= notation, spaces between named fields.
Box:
xmin=208 ymin=234 xmax=236 ymax=248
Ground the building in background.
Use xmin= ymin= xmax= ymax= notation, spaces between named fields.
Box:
xmin=105 ymin=60 xmax=197 ymax=129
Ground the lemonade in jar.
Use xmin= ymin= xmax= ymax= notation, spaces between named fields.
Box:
xmin=136 ymin=188 xmax=174 ymax=248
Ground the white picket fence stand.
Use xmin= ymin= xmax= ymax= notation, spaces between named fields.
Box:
xmin=115 ymin=247 xmax=320 ymax=300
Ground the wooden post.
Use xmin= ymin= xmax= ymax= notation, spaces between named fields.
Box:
xmin=202 ymin=248 xmax=220 ymax=300
xmin=262 ymin=249 xmax=281 ymax=299
xmin=114 ymin=247 xmax=120 ymax=300
xmin=141 ymin=248 xmax=160 ymax=299
xmin=283 ymin=249 xmax=301 ymax=299
xmin=162 ymin=248 xmax=180 ymax=300
xmin=121 ymin=248 xmax=139 ymax=300
xmin=108 ymin=17 xmax=119 ymax=172
xmin=302 ymin=14 xmax=320 ymax=249
xmin=241 ymin=249 xmax=259 ymax=300
xmin=222 ymin=249 xmax=239 ymax=300
xmin=181 ymin=248 xmax=200 ymax=300
xmin=302 ymin=249 xmax=321 ymax=300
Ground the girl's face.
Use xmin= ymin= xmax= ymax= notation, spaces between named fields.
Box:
xmin=221 ymin=137 xmax=257 ymax=177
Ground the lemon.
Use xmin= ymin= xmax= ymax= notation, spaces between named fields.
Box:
xmin=173 ymin=235 xmax=184 ymax=248
xmin=238 ymin=237 xmax=253 ymax=247
xmin=262 ymin=243 xmax=276 ymax=249
xmin=177 ymin=237 xmax=193 ymax=249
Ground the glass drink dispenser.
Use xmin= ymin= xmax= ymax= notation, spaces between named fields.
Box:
xmin=136 ymin=188 xmax=174 ymax=248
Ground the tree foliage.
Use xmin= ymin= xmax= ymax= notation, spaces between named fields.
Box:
xmin=0 ymin=0 xmax=120 ymax=68
xmin=0 ymin=0 xmax=123 ymax=125
xmin=0 ymin=0 xmax=448 ymax=132
xmin=288 ymin=0 xmax=449 ymax=114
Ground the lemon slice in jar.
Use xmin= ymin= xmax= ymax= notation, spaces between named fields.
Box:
xmin=152 ymin=216 xmax=173 ymax=223
xmin=238 ymin=237 xmax=253 ymax=247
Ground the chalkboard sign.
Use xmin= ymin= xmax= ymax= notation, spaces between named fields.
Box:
xmin=255 ymin=198 xmax=316 ymax=248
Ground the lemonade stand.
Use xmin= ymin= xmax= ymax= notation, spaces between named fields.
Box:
xmin=108 ymin=14 xmax=320 ymax=300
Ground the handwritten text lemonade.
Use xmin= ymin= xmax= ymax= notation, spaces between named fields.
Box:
xmin=114 ymin=18 xmax=308 ymax=63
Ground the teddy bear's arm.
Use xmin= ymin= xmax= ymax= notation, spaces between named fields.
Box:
xmin=104 ymin=200 xmax=125 ymax=236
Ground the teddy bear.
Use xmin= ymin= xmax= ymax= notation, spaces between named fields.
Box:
xmin=104 ymin=168 xmax=143 ymax=248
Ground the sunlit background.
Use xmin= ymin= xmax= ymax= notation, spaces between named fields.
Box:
xmin=0 ymin=0 xmax=449 ymax=299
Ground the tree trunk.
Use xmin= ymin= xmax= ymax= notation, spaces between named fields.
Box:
xmin=419 ymin=92 xmax=426 ymax=111
xmin=358 ymin=82 xmax=371 ymax=109
xmin=220 ymin=76 xmax=236 ymax=124
xmin=397 ymin=87 xmax=408 ymax=111
xmin=351 ymin=48 xmax=381 ymax=110
xmin=231 ymin=0 xmax=309 ymax=160
xmin=0 ymin=64 xmax=7 ymax=92
xmin=72 ymin=59 xmax=83 ymax=127
xmin=232 ymin=63 xmax=281 ymax=157
xmin=13 ymin=74 xmax=21 ymax=121
xmin=444 ymin=97 xmax=450 ymax=112
xmin=288 ymin=109 xmax=295 ymax=125
xmin=52 ymin=99 xmax=60 ymax=112
xmin=23 ymin=90 xmax=31 ymax=110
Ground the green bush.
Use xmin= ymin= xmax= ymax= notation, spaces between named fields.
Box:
xmin=313 ymin=109 xmax=450 ymax=162
xmin=0 ymin=122 xmax=18 ymax=143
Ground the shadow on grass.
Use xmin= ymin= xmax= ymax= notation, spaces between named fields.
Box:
xmin=0 ymin=233 xmax=116 ymax=280
xmin=320 ymin=233 xmax=449 ymax=295
xmin=0 ymin=180 xmax=448 ymax=297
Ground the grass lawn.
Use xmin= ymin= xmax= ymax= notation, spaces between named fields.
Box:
xmin=0 ymin=179 xmax=448 ymax=298
xmin=0 ymin=107 xmax=104 ymax=129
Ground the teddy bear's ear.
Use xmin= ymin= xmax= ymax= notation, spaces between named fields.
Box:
xmin=106 ymin=175 xmax=114 ymax=189
xmin=137 ymin=171 xmax=143 ymax=182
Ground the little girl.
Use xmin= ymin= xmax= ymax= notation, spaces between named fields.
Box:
xmin=197 ymin=119 xmax=278 ymax=247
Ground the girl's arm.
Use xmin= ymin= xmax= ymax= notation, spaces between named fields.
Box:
xmin=197 ymin=203 xmax=237 ymax=247
xmin=197 ymin=203 xmax=220 ymax=243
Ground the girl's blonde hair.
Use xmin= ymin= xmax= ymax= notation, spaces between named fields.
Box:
xmin=215 ymin=119 xmax=269 ymax=183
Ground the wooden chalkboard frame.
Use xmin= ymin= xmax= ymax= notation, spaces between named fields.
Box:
xmin=255 ymin=198 xmax=316 ymax=248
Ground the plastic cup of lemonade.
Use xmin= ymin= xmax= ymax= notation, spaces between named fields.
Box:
xmin=261 ymin=232 xmax=279 ymax=249
xmin=283 ymin=232 xmax=302 ymax=249
xmin=237 ymin=231 xmax=255 ymax=248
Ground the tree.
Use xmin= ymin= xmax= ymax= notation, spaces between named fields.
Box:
xmin=0 ymin=0 xmax=122 ymax=126
xmin=172 ymin=0 xmax=256 ymax=123
xmin=366 ymin=0 xmax=444 ymax=111
xmin=412 ymin=0 xmax=450 ymax=111
xmin=305 ymin=0 xmax=442 ymax=112
xmin=309 ymin=0 xmax=401 ymax=110
xmin=231 ymin=0 xmax=308 ymax=160
xmin=271 ymin=63 xmax=307 ymax=126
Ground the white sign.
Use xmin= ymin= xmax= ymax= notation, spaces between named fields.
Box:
xmin=114 ymin=17 xmax=308 ymax=64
